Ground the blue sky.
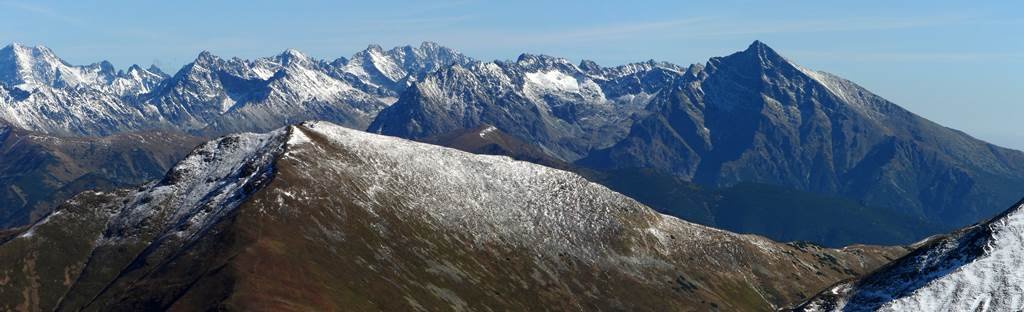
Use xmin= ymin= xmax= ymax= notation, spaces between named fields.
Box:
xmin=1 ymin=0 xmax=1021 ymax=149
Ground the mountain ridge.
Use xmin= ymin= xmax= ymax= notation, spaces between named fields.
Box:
xmin=794 ymin=198 xmax=1024 ymax=311
xmin=0 ymin=121 xmax=908 ymax=311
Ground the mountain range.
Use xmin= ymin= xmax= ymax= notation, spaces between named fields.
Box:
xmin=1 ymin=41 xmax=1022 ymax=248
xmin=1 ymin=37 xmax=1022 ymax=310
xmin=0 ymin=42 xmax=472 ymax=136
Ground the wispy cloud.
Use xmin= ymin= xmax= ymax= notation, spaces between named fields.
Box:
xmin=517 ymin=18 xmax=712 ymax=44
xmin=370 ymin=14 xmax=478 ymax=27
xmin=685 ymin=15 xmax=974 ymax=37
xmin=1 ymin=1 xmax=83 ymax=25
xmin=791 ymin=51 xmax=1024 ymax=62
xmin=407 ymin=13 xmax=978 ymax=51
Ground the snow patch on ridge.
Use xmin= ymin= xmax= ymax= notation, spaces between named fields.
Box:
xmin=802 ymin=201 xmax=1024 ymax=311
xmin=288 ymin=121 xmax=779 ymax=261
xmin=102 ymin=128 xmax=288 ymax=244
xmin=877 ymin=203 xmax=1024 ymax=311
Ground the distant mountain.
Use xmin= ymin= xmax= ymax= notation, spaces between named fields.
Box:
xmin=142 ymin=49 xmax=382 ymax=134
xmin=794 ymin=198 xmax=1024 ymax=311
xmin=575 ymin=41 xmax=1024 ymax=229
xmin=368 ymin=55 xmax=682 ymax=160
xmin=0 ymin=42 xmax=473 ymax=136
xmin=0 ymin=121 xmax=906 ymax=311
xmin=333 ymin=42 xmax=475 ymax=99
xmin=0 ymin=125 xmax=201 ymax=228
xmin=0 ymin=43 xmax=162 ymax=135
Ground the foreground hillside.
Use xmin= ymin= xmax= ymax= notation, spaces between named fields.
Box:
xmin=0 ymin=121 xmax=906 ymax=311
xmin=794 ymin=198 xmax=1024 ymax=311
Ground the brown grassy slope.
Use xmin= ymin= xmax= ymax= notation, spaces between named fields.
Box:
xmin=0 ymin=123 xmax=908 ymax=311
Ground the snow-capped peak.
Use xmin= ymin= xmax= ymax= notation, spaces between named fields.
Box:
xmin=0 ymin=42 xmax=112 ymax=89
xmin=277 ymin=48 xmax=310 ymax=65
xmin=514 ymin=53 xmax=579 ymax=72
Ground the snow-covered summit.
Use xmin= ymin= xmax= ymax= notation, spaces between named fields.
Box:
xmin=0 ymin=43 xmax=112 ymax=89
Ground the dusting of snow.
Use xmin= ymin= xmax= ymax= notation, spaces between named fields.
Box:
xmin=802 ymin=201 xmax=1024 ymax=311
xmin=525 ymin=70 xmax=580 ymax=94
xmin=877 ymin=203 xmax=1024 ymax=311
xmin=478 ymin=125 xmax=497 ymax=138
xmin=289 ymin=121 xmax=785 ymax=262
xmin=101 ymin=129 xmax=287 ymax=244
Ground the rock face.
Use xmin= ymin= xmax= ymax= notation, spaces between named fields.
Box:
xmin=0 ymin=126 xmax=201 ymax=228
xmin=579 ymin=41 xmax=1024 ymax=228
xmin=368 ymin=55 xmax=683 ymax=161
xmin=794 ymin=199 xmax=1024 ymax=312
xmin=0 ymin=121 xmax=906 ymax=311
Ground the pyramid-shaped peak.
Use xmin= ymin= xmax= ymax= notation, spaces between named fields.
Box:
xmin=708 ymin=40 xmax=801 ymax=73
xmin=743 ymin=40 xmax=784 ymax=59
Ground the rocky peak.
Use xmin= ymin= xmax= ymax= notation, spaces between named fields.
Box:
xmin=365 ymin=43 xmax=385 ymax=53
xmin=514 ymin=53 xmax=578 ymax=72
xmin=147 ymin=64 xmax=168 ymax=77
xmin=276 ymin=48 xmax=311 ymax=67
xmin=707 ymin=40 xmax=807 ymax=80
xmin=578 ymin=59 xmax=601 ymax=72
xmin=193 ymin=50 xmax=221 ymax=67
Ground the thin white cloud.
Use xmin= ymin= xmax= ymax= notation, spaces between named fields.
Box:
xmin=687 ymin=15 xmax=975 ymax=37
xmin=790 ymin=51 xmax=1024 ymax=62
xmin=523 ymin=18 xmax=713 ymax=43
xmin=1 ymin=1 xmax=82 ymax=25
xmin=397 ymin=13 xmax=978 ymax=51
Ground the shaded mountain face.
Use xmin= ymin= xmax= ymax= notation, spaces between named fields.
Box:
xmin=794 ymin=199 xmax=1024 ymax=311
xmin=0 ymin=121 xmax=907 ymax=311
xmin=588 ymin=169 xmax=946 ymax=247
xmin=0 ymin=126 xmax=201 ymax=228
xmin=579 ymin=41 xmax=1024 ymax=229
xmin=368 ymin=55 xmax=683 ymax=161
xmin=0 ymin=42 xmax=473 ymax=136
